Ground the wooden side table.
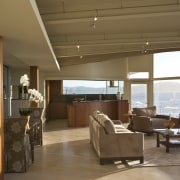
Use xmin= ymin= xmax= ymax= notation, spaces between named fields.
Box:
xmin=123 ymin=113 xmax=136 ymax=130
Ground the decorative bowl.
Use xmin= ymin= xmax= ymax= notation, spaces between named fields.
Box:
xmin=163 ymin=121 xmax=175 ymax=129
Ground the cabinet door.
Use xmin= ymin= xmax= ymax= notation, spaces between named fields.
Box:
xmin=118 ymin=100 xmax=129 ymax=123
xmin=67 ymin=105 xmax=75 ymax=127
xmin=74 ymin=102 xmax=88 ymax=127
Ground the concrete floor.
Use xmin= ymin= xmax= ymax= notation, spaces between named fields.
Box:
xmin=4 ymin=119 xmax=180 ymax=180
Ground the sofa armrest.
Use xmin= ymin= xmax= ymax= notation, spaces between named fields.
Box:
xmin=132 ymin=116 xmax=153 ymax=132
xmin=156 ymin=114 xmax=170 ymax=120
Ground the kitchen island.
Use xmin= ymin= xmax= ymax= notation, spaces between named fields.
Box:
xmin=67 ymin=100 xmax=129 ymax=127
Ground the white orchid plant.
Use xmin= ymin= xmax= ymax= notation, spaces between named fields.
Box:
xmin=20 ymin=74 xmax=29 ymax=87
xmin=20 ymin=74 xmax=43 ymax=103
xmin=28 ymin=89 xmax=43 ymax=103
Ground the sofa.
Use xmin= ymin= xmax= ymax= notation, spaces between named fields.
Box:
xmin=129 ymin=106 xmax=170 ymax=133
xmin=89 ymin=110 xmax=144 ymax=165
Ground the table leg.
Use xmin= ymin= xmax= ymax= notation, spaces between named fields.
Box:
xmin=156 ymin=133 xmax=160 ymax=147
xmin=165 ymin=136 xmax=170 ymax=153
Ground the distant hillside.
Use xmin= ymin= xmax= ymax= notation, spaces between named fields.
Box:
xmin=64 ymin=86 xmax=106 ymax=94
xmin=65 ymin=81 xmax=180 ymax=94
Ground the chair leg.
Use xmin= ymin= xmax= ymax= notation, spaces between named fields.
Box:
xmin=140 ymin=157 xmax=144 ymax=164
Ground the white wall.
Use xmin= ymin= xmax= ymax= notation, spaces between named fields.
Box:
xmin=9 ymin=54 xmax=154 ymax=108
xmin=45 ymin=54 xmax=153 ymax=81
xmin=45 ymin=57 xmax=128 ymax=80
xmin=10 ymin=67 xmax=44 ymax=94
xmin=128 ymin=54 xmax=153 ymax=73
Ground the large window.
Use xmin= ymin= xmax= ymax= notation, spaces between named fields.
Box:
xmin=153 ymin=51 xmax=180 ymax=117
xmin=63 ymin=80 xmax=124 ymax=94
xmin=154 ymin=51 xmax=180 ymax=78
xmin=154 ymin=80 xmax=180 ymax=117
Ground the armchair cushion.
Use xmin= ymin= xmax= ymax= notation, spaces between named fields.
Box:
xmin=146 ymin=106 xmax=156 ymax=117
xmin=133 ymin=108 xmax=147 ymax=116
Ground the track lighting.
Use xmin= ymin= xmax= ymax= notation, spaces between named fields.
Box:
xmin=76 ymin=44 xmax=80 ymax=52
xmin=91 ymin=22 xmax=96 ymax=29
xmin=91 ymin=9 xmax=98 ymax=29
xmin=142 ymin=41 xmax=149 ymax=53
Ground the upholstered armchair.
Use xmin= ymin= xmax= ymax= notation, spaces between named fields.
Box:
xmin=29 ymin=108 xmax=45 ymax=146
xmin=130 ymin=106 xmax=170 ymax=133
xmin=4 ymin=117 xmax=32 ymax=173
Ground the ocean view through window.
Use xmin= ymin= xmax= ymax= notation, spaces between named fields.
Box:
xmin=153 ymin=51 xmax=180 ymax=117
xmin=154 ymin=80 xmax=180 ymax=117
xmin=63 ymin=80 xmax=124 ymax=95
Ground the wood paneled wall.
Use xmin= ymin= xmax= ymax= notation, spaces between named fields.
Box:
xmin=45 ymin=80 xmax=62 ymax=121
xmin=0 ymin=37 xmax=4 ymax=179
xmin=30 ymin=66 xmax=39 ymax=108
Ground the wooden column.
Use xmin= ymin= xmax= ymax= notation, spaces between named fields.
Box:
xmin=0 ymin=37 xmax=4 ymax=179
xmin=45 ymin=80 xmax=50 ymax=121
xmin=45 ymin=80 xmax=62 ymax=121
xmin=30 ymin=66 xmax=39 ymax=107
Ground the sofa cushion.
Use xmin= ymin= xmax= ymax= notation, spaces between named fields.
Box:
xmin=116 ymin=128 xmax=132 ymax=133
xmin=96 ymin=114 xmax=115 ymax=134
xmin=92 ymin=110 xmax=102 ymax=119
xmin=146 ymin=106 xmax=156 ymax=117
xmin=133 ymin=108 xmax=147 ymax=116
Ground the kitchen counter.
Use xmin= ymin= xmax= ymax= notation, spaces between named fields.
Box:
xmin=67 ymin=100 xmax=129 ymax=127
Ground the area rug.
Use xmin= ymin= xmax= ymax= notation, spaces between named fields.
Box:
xmin=117 ymin=134 xmax=180 ymax=167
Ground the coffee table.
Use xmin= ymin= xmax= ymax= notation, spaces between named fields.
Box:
xmin=153 ymin=128 xmax=180 ymax=153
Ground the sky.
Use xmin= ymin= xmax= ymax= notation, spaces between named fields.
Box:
xmin=154 ymin=51 xmax=180 ymax=78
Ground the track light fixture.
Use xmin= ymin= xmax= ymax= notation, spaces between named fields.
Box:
xmin=76 ymin=43 xmax=80 ymax=51
xmin=142 ymin=41 xmax=149 ymax=53
xmin=91 ymin=9 xmax=98 ymax=29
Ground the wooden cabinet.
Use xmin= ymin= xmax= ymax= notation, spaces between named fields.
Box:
xmin=67 ymin=100 xmax=129 ymax=127
xmin=49 ymin=102 xmax=67 ymax=119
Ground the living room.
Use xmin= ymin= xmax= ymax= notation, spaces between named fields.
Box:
xmin=1 ymin=0 xmax=180 ymax=179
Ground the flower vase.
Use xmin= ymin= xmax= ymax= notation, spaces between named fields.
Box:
xmin=30 ymin=101 xmax=39 ymax=108
xmin=116 ymin=92 xmax=121 ymax=100
xmin=19 ymin=108 xmax=32 ymax=117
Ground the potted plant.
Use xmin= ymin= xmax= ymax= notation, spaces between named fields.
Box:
xmin=19 ymin=74 xmax=43 ymax=116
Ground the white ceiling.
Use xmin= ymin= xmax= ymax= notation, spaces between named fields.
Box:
xmin=1 ymin=0 xmax=180 ymax=73
xmin=0 ymin=0 xmax=59 ymax=72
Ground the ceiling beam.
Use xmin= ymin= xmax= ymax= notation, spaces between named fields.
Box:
xmin=42 ymin=4 xmax=180 ymax=24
